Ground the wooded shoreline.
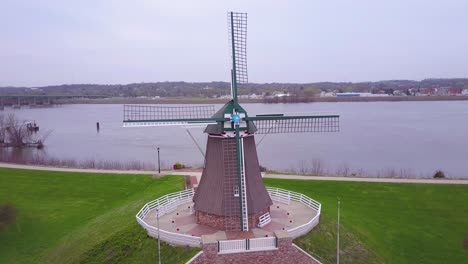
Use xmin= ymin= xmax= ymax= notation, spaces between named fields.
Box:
xmin=57 ymin=95 xmax=468 ymax=105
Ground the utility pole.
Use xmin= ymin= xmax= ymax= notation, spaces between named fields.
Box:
xmin=337 ymin=199 xmax=341 ymax=264
xmin=157 ymin=147 xmax=161 ymax=174
xmin=157 ymin=208 xmax=161 ymax=264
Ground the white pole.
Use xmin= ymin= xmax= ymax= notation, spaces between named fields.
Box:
xmin=337 ymin=199 xmax=340 ymax=264
xmin=157 ymin=209 xmax=161 ymax=264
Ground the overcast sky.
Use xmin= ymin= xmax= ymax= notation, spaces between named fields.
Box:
xmin=1 ymin=0 xmax=467 ymax=87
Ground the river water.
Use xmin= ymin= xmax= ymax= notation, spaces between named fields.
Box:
xmin=1 ymin=102 xmax=467 ymax=178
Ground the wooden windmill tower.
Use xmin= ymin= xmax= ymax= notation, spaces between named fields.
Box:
xmin=123 ymin=12 xmax=340 ymax=232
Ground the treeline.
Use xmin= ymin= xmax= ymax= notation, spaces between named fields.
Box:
xmin=2 ymin=78 xmax=468 ymax=98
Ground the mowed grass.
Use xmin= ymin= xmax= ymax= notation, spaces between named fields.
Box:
xmin=265 ymin=178 xmax=468 ymax=264
xmin=0 ymin=168 xmax=198 ymax=263
xmin=1 ymin=168 xmax=467 ymax=263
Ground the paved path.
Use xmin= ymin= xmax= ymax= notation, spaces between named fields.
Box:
xmin=1 ymin=162 xmax=467 ymax=185
xmin=0 ymin=162 xmax=168 ymax=175
xmin=264 ymin=174 xmax=468 ymax=185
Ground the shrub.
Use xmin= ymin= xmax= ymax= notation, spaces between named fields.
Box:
xmin=173 ymin=162 xmax=183 ymax=170
xmin=0 ymin=204 xmax=17 ymax=231
xmin=433 ymin=170 xmax=446 ymax=179
xmin=259 ymin=165 xmax=268 ymax=172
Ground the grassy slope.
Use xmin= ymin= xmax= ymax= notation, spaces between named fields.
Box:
xmin=0 ymin=168 xmax=197 ymax=264
xmin=1 ymin=168 xmax=467 ymax=263
xmin=265 ymin=179 xmax=468 ymax=264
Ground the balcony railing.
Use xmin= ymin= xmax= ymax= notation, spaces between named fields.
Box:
xmin=135 ymin=187 xmax=321 ymax=248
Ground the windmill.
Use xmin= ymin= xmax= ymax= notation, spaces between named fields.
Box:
xmin=123 ymin=12 xmax=339 ymax=232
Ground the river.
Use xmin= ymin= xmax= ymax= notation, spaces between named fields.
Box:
xmin=1 ymin=101 xmax=467 ymax=178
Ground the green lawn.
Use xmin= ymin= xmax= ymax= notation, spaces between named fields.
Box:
xmin=0 ymin=168 xmax=198 ymax=264
xmin=1 ymin=168 xmax=467 ymax=264
xmin=264 ymin=178 xmax=468 ymax=264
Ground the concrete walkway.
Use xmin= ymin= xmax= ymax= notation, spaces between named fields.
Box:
xmin=0 ymin=162 xmax=167 ymax=175
xmin=264 ymin=173 xmax=468 ymax=185
xmin=1 ymin=162 xmax=467 ymax=185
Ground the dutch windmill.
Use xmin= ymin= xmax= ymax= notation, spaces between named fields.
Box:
xmin=123 ymin=12 xmax=340 ymax=232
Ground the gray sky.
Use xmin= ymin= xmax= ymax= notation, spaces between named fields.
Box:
xmin=1 ymin=0 xmax=467 ymax=87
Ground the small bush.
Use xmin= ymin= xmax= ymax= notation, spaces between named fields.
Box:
xmin=173 ymin=162 xmax=183 ymax=170
xmin=433 ymin=170 xmax=446 ymax=179
xmin=259 ymin=165 xmax=268 ymax=172
xmin=0 ymin=204 xmax=17 ymax=231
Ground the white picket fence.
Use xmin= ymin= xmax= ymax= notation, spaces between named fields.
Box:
xmin=135 ymin=187 xmax=321 ymax=249
xmin=266 ymin=187 xmax=321 ymax=238
xmin=218 ymin=237 xmax=277 ymax=254
xmin=135 ymin=188 xmax=202 ymax=247
xmin=249 ymin=236 xmax=277 ymax=251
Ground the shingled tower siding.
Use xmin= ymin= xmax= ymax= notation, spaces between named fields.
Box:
xmin=193 ymin=135 xmax=273 ymax=230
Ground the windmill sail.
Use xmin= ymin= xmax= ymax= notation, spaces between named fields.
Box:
xmin=246 ymin=114 xmax=340 ymax=134
xmin=123 ymin=104 xmax=220 ymax=127
xmin=228 ymin=12 xmax=248 ymax=101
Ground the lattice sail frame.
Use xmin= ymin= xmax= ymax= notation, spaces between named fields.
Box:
xmin=123 ymin=105 xmax=217 ymax=127
xmin=248 ymin=114 xmax=340 ymax=134
xmin=228 ymin=12 xmax=248 ymax=84
xmin=228 ymin=11 xmax=248 ymax=97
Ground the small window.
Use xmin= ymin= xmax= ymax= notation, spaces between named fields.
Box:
xmin=233 ymin=186 xmax=239 ymax=197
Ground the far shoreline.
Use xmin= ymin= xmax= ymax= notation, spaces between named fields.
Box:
xmin=58 ymin=95 xmax=468 ymax=105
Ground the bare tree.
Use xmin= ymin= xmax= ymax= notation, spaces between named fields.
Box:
xmin=309 ymin=159 xmax=324 ymax=176
xmin=5 ymin=114 xmax=31 ymax=147
xmin=1 ymin=114 xmax=51 ymax=148
xmin=335 ymin=163 xmax=351 ymax=177
xmin=0 ymin=115 xmax=5 ymax=144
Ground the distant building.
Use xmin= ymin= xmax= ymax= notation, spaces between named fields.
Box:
xmin=336 ymin=92 xmax=360 ymax=97
xmin=336 ymin=92 xmax=389 ymax=97
xmin=419 ymin=88 xmax=436 ymax=95
xmin=462 ymin=89 xmax=468 ymax=95
xmin=273 ymin=92 xmax=292 ymax=97
xmin=248 ymin=93 xmax=263 ymax=99
xmin=320 ymin=91 xmax=335 ymax=97
xmin=238 ymin=94 xmax=263 ymax=99
xmin=336 ymin=92 xmax=383 ymax=97
xmin=448 ymin=88 xmax=462 ymax=95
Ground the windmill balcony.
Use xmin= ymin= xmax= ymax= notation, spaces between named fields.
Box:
xmin=135 ymin=187 xmax=321 ymax=247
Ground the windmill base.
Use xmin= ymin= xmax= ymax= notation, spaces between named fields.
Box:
xmin=195 ymin=208 xmax=270 ymax=231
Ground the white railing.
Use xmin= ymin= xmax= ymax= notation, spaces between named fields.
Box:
xmin=218 ymin=239 xmax=247 ymax=253
xmin=266 ymin=187 xmax=321 ymax=238
xmin=218 ymin=237 xmax=277 ymax=254
xmin=257 ymin=212 xmax=272 ymax=227
xmin=136 ymin=187 xmax=321 ymax=248
xmin=135 ymin=188 xmax=202 ymax=247
xmin=185 ymin=251 xmax=204 ymax=264
xmin=249 ymin=237 xmax=277 ymax=251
